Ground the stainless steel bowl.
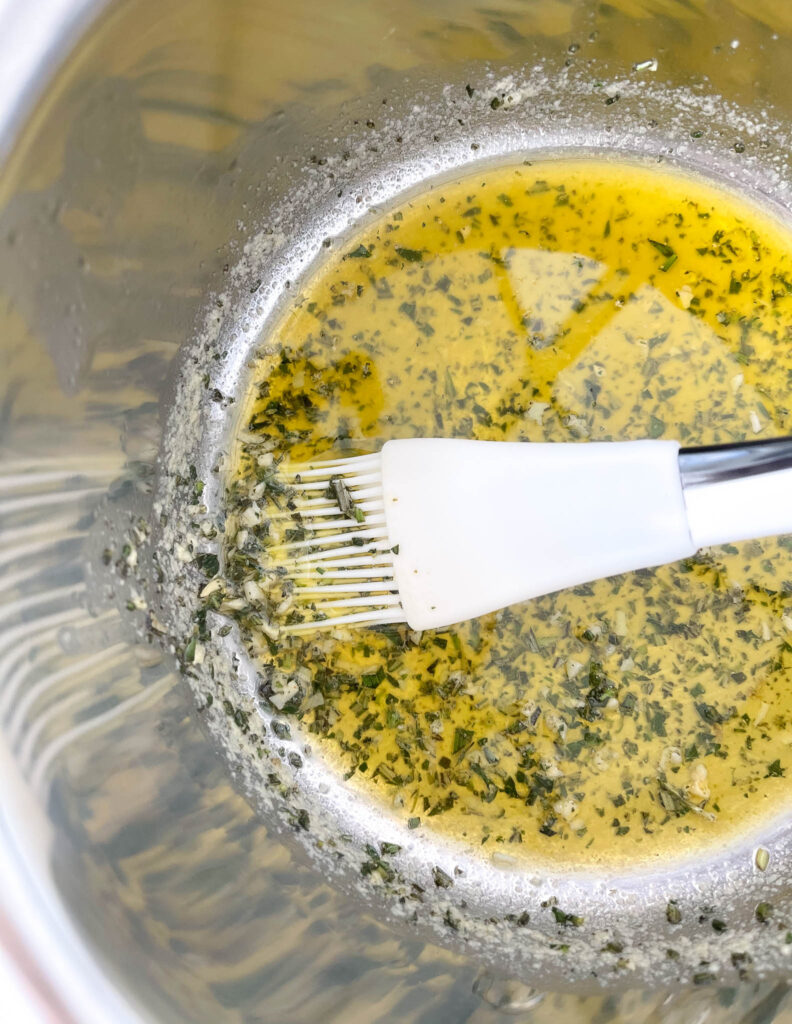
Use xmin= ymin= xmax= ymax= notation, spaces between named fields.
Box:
xmin=4 ymin=1 xmax=792 ymax=1021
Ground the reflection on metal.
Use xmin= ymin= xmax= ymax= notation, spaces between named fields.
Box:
xmin=4 ymin=0 xmax=792 ymax=1020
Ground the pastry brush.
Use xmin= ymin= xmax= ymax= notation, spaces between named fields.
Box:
xmin=274 ymin=436 xmax=792 ymax=632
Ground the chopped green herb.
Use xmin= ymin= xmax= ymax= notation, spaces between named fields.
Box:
xmin=551 ymin=907 xmax=584 ymax=927
xmin=433 ymin=866 xmax=453 ymax=888
xmin=361 ymin=666 xmax=385 ymax=688
xmin=395 ymin=246 xmax=423 ymax=262
xmin=329 ymin=475 xmax=360 ymax=522
xmin=195 ymin=553 xmax=220 ymax=577
xmin=453 ymin=727 xmax=474 ymax=753
xmin=648 ymin=238 xmax=675 ymax=258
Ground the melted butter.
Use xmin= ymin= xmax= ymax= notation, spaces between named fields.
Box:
xmin=226 ymin=159 xmax=792 ymax=868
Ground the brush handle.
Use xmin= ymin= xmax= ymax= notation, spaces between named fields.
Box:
xmin=383 ymin=437 xmax=695 ymax=631
xmin=381 ymin=436 xmax=792 ymax=632
xmin=679 ymin=436 xmax=792 ymax=548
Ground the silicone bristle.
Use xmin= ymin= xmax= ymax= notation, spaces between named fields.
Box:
xmin=274 ymin=452 xmax=405 ymax=632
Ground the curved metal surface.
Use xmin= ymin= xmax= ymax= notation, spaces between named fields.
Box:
xmin=3 ymin=0 xmax=792 ymax=1021
xmin=0 ymin=0 xmax=104 ymax=160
